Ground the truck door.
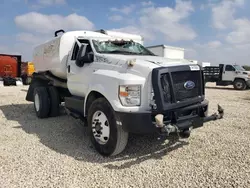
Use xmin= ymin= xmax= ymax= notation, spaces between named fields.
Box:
xmin=222 ymin=65 xmax=236 ymax=81
xmin=66 ymin=39 xmax=93 ymax=96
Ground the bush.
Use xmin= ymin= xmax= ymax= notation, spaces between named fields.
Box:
xmin=243 ymin=65 xmax=250 ymax=71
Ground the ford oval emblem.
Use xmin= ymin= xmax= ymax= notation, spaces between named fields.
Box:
xmin=184 ymin=81 xmax=195 ymax=90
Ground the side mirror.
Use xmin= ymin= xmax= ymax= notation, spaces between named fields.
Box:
xmin=83 ymin=53 xmax=94 ymax=63
xmin=75 ymin=45 xmax=94 ymax=67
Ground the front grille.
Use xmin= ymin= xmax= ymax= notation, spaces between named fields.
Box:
xmin=160 ymin=73 xmax=171 ymax=103
xmin=172 ymin=71 xmax=201 ymax=102
xmin=151 ymin=65 xmax=205 ymax=112
xmin=160 ymin=70 xmax=202 ymax=103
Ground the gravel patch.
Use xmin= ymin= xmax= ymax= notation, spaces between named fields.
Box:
xmin=0 ymin=83 xmax=250 ymax=188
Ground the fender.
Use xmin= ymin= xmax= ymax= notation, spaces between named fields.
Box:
xmin=234 ymin=77 xmax=248 ymax=82
xmin=83 ymin=85 xmax=109 ymax=117
xmin=83 ymin=69 xmax=146 ymax=116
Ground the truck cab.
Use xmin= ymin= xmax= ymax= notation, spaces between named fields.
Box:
xmin=26 ymin=29 xmax=224 ymax=156
xmin=222 ymin=64 xmax=249 ymax=81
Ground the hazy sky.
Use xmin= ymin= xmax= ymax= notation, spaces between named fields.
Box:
xmin=0 ymin=0 xmax=249 ymax=65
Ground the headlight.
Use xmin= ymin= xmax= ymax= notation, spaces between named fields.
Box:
xmin=119 ymin=85 xmax=141 ymax=106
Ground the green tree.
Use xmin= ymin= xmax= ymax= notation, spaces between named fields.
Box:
xmin=243 ymin=65 xmax=250 ymax=71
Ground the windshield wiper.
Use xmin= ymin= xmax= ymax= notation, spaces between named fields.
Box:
xmin=135 ymin=52 xmax=155 ymax=56
xmin=100 ymin=50 xmax=137 ymax=54
xmin=110 ymin=50 xmax=129 ymax=54
xmin=100 ymin=50 xmax=154 ymax=56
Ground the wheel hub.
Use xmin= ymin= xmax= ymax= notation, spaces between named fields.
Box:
xmin=95 ymin=122 xmax=102 ymax=133
xmin=92 ymin=111 xmax=110 ymax=145
xmin=237 ymin=83 xmax=242 ymax=87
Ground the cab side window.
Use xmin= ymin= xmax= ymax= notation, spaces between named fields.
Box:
xmin=225 ymin=65 xmax=235 ymax=71
xmin=71 ymin=39 xmax=93 ymax=60
xmin=71 ymin=43 xmax=79 ymax=60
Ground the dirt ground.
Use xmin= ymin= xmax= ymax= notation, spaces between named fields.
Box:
xmin=0 ymin=83 xmax=250 ymax=188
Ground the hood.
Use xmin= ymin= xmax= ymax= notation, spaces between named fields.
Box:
xmin=96 ymin=54 xmax=198 ymax=79
xmin=236 ymin=70 xmax=250 ymax=75
xmin=243 ymin=71 xmax=250 ymax=74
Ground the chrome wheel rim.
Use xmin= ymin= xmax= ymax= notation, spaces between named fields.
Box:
xmin=92 ymin=111 xmax=110 ymax=145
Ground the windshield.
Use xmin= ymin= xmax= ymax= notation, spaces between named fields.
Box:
xmin=233 ymin=65 xmax=245 ymax=71
xmin=92 ymin=40 xmax=155 ymax=56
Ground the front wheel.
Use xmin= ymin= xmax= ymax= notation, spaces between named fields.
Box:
xmin=87 ymin=98 xmax=128 ymax=156
xmin=233 ymin=79 xmax=246 ymax=90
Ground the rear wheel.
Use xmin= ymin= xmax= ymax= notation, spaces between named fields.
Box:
xmin=233 ymin=79 xmax=246 ymax=90
xmin=27 ymin=77 xmax=32 ymax=85
xmin=33 ymin=87 xmax=50 ymax=118
xmin=48 ymin=86 xmax=60 ymax=117
xmin=23 ymin=76 xmax=32 ymax=85
xmin=87 ymin=97 xmax=128 ymax=156
xmin=22 ymin=76 xmax=28 ymax=85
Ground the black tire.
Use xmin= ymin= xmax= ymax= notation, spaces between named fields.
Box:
xmin=33 ymin=87 xmax=50 ymax=118
xmin=233 ymin=79 xmax=246 ymax=90
xmin=27 ymin=77 xmax=32 ymax=85
xmin=87 ymin=97 xmax=128 ymax=156
xmin=22 ymin=76 xmax=28 ymax=85
xmin=48 ymin=86 xmax=60 ymax=117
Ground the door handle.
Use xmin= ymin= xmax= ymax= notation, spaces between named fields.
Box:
xmin=67 ymin=65 xmax=70 ymax=73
